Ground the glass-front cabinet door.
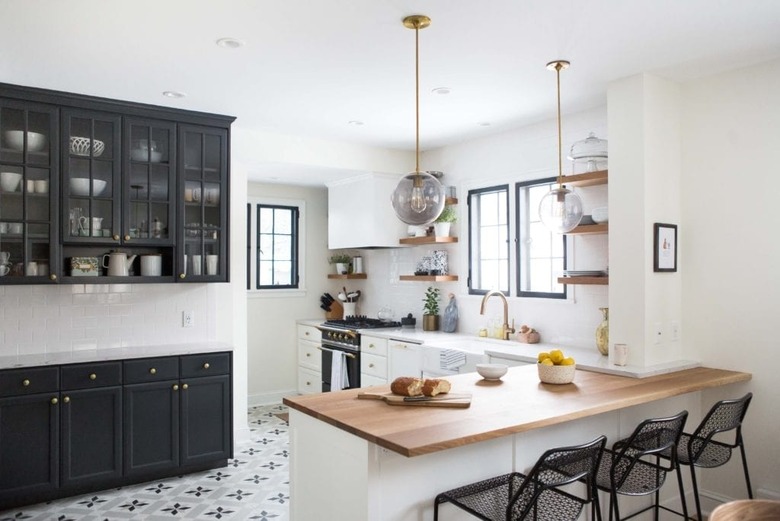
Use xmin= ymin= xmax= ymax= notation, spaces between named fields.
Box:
xmin=124 ymin=118 xmax=175 ymax=246
xmin=0 ymin=100 xmax=58 ymax=283
xmin=61 ymin=109 xmax=121 ymax=244
xmin=178 ymin=125 xmax=228 ymax=282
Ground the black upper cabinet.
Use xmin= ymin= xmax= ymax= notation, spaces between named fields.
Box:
xmin=0 ymin=82 xmax=234 ymax=284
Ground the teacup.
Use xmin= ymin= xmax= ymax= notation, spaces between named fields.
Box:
xmin=0 ymin=251 xmax=9 ymax=264
xmin=0 ymin=265 xmax=9 ymax=277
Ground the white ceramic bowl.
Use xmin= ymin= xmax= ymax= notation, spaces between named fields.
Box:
xmin=0 ymin=172 xmax=22 ymax=192
xmin=130 ymin=149 xmax=163 ymax=162
xmin=69 ymin=136 xmax=105 ymax=157
xmin=537 ymin=362 xmax=576 ymax=384
xmin=4 ymin=130 xmax=47 ymax=152
xmin=70 ymin=177 xmax=108 ymax=197
xmin=476 ymin=363 xmax=508 ymax=380
xmin=592 ymin=207 xmax=608 ymax=223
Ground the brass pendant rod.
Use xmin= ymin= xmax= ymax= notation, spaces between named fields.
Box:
xmin=415 ymin=23 xmax=420 ymax=174
xmin=555 ymin=63 xmax=562 ymax=186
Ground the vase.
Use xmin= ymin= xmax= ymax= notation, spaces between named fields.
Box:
xmin=423 ymin=314 xmax=440 ymax=331
xmin=335 ymin=262 xmax=348 ymax=275
xmin=595 ymin=307 xmax=609 ymax=355
xmin=433 ymin=222 xmax=451 ymax=237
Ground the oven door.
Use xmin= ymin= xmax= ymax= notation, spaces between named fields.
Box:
xmin=320 ymin=344 xmax=360 ymax=392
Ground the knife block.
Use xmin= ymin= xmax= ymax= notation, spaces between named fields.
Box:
xmin=325 ymin=300 xmax=343 ymax=320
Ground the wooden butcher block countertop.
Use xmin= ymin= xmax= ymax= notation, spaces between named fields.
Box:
xmin=283 ymin=365 xmax=750 ymax=457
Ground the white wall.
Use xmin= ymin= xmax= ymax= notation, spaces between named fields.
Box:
xmin=680 ymin=59 xmax=780 ymax=504
xmin=245 ymin=182 xmax=330 ymax=404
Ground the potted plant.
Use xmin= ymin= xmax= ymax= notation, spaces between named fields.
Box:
xmin=434 ymin=205 xmax=457 ymax=237
xmin=328 ymin=253 xmax=351 ymax=275
xmin=422 ymin=286 xmax=441 ymax=331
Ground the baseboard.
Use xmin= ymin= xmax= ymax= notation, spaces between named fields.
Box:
xmin=248 ymin=388 xmax=298 ymax=407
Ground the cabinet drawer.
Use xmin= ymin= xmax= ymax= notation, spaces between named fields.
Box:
xmin=360 ymin=373 xmax=387 ymax=387
xmin=181 ymin=352 xmax=231 ymax=378
xmin=298 ymin=341 xmax=321 ymax=371
xmin=123 ymin=357 xmax=179 ymax=383
xmin=361 ymin=352 xmax=387 ymax=379
xmin=297 ymin=366 xmax=321 ymax=395
xmin=61 ymin=361 xmax=122 ymax=390
xmin=297 ymin=324 xmax=320 ymax=341
xmin=360 ymin=335 xmax=388 ymax=356
xmin=0 ymin=366 xmax=59 ymax=397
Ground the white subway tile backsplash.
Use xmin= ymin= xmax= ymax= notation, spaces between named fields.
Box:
xmin=0 ymin=283 xmax=214 ymax=357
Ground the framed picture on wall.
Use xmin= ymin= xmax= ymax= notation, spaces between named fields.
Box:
xmin=654 ymin=223 xmax=677 ymax=272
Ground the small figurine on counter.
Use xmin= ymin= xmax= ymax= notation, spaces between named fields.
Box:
xmin=442 ymin=293 xmax=458 ymax=333
xmin=517 ymin=324 xmax=540 ymax=343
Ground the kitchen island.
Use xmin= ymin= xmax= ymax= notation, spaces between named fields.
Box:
xmin=283 ymin=365 xmax=750 ymax=520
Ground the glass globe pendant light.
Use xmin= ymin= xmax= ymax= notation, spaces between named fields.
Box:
xmin=391 ymin=15 xmax=445 ymax=225
xmin=539 ymin=60 xmax=583 ymax=233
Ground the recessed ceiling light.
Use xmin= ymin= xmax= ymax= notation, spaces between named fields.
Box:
xmin=478 ymin=122 xmax=491 ymax=127
xmin=348 ymin=120 xmax=364 ymax=126
xmin=162 ymin=91 xmax=186 ymax=99
xmin=216 ymin=37 xmax=244 ymax=49
xmin=432 ymin=87 xmax=451 ymax=95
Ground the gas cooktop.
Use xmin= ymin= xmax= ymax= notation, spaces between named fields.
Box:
xmin=322 ymin=316 xmax=401 ymax=330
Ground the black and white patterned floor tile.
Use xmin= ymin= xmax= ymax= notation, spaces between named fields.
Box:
xmin=0 ymin=404 xmax=290 ymax=521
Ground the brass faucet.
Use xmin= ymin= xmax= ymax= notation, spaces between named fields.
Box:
xmin=479 ymin=289 xmax=515 ymax=340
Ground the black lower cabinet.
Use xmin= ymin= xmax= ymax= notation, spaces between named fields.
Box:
xmin=61 ymin=386 xmax=123 ymax=488
xmin=0 ymin=393 xmax=59 ymax=506
xmin=123 ymin=380 xmax=180 ymax=476
xmin=0 ymin=351 xmax=232 ymax=511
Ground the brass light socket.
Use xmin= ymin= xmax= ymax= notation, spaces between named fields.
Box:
xmin=403 ymin=15 xmax=431 ymax=30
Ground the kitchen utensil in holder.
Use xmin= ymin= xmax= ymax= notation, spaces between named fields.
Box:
xmin=325 ymin=300 xmax=343 ymax=320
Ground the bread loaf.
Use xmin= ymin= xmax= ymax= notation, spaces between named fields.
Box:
xmin=390 ymin=377 xmax=423 ymax=396
xmin=422 ymin=378 xmax=451 ymax=397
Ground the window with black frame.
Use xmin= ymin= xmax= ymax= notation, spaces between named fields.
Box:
xmin=246 ymin=202 xmax=300 ymax=289
xmin=468 ymin=185 xmax=510 ymax=295
xmin=516 ymin=177 xmax=567 ymax=299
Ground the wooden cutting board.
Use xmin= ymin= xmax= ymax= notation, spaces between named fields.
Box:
xmin=357 ymin=391 xmax=472 ymax=408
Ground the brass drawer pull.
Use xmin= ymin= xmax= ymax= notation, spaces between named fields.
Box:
xmin=63 ymin=396 xmax=70 ymax=403
xmin=22 ymin=379 xmax=30 ymax=387
xmin=89 ymin=373 xmax=97 ymax=380
xmin=182 ymin=383 xmax=189 ymax=390
xmin=203 ymin=363 xmax=210 ymax=369
xmin=149 ymin=368 xmax=157 ymax=375
xmin=173 ymin=384 xmax=179 ymax=391
xmin=369 ymin=363 xmax=375 ymax=368
xmin=51 ymin=397 xmax=58 ymax=405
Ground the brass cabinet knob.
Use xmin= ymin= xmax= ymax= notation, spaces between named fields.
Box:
xmin=149 ymin=367 xmax=157 ymax=375
xmin=305 ymin=353 xmax=310 ymax=357
xmin=369 ymin=363 xmax=375 ymax=368
xmin=22 ymin=379 xmax=30 ymax=387
xmin=124 ymin=235 xmax=131 ymax=241
xmin=173 ymin=384 xmax=179 ymax=391
xmin=50 ymin=273 xmax=57 ymax=281
xmin=203 ymin=363 xmax=210 ymax=369
xmin=304 ymin=331 xmax=310 ymax=336
xmin=182 ymin=383 xmax=189 ymax=390
xmin=113 ymin=234 xmax=120 ymax=241
xmin=51 ymin=397 xmax=58 ymax=405
xmin=89 ymin=373 xmax=97 ymax=380
xmin=306 ymin=381 xmax=311 ymax=386
xmin=179 ymin=273 xmax=186 ymax=279
xmin=63 ymin=396 xmax=70 ymax=403
xmin=369 ymin=343 xmax=375 ymax=349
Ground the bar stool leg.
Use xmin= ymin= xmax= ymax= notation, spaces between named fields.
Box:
xmin=675 ymin=463 xmax=689 ymax=521
xmin=689 ymin=466 xmax=702 ymax=521
xmin=739 ymin=442 xmax=754 ymax=499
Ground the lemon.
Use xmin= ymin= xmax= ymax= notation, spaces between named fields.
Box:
xmin=540 ymin=358 xmax=554 ymax=366
xmin=549 ymin=349 xmax=564 ymax=365
xmin=537 ymin=352 xmax=551 ymax=363
xmin=561 ymin=357 xmax=576 ymax=366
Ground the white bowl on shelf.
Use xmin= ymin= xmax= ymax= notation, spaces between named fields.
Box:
xmin=0 ymin=172 xmax=22 ymax=192
xmin=130 ymin=149 xmax=163 ymax=162
xmin=592 ymin=207 xmax=608 ymax=223
xmin=3 ymin=130 xmax=47 ymax=152
xmin=476 ymin=363 xmax=508 ymax=380
xmin=70 ymin=177 xmax=107 ymax=196
xmin=69 ymin=136 xmax=105 ymax=157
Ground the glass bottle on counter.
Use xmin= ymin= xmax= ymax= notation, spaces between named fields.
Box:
xmin=442 ymin=293 xmax=458 ymax=333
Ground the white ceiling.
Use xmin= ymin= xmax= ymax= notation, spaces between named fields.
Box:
xmin=2 ymin=0 xmax=780 ymax=184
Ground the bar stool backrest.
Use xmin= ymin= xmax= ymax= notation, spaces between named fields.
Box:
xmin=688 ymin=393 xmax=752 ymax=463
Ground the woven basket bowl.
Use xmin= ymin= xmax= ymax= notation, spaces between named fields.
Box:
xmin=70 ymin=136 xmax=105 ymax=157
xmin=537 ymin=362 xmax=576 ymax=384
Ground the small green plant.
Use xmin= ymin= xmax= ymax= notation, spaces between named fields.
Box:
xmin=435 ymin=205 xmax=457 ymax=223
xmin=422 ymin=286 xmax=441 ymax=315
xmin=328 ymin=253 xmax=352 ymax=264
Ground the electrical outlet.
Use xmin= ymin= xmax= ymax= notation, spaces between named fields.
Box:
xmin=182 ymin=310 xmax=194 ymax=328
xmin=670 ymin=321 xmax=680 ymax=341
xmin=654 ymin=322 xmax=663 ymax=344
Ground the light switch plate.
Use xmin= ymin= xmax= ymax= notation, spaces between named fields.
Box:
xmin=670 ymin=321 xmax=680 ymax=341
xmin=183 ymin=310 xmax=194 ymax=327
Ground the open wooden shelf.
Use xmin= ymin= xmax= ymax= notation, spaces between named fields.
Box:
xmin=560 ymin=170 xmax=608 ymax=187
xmin=566 ymin=223 xmax=608 ymax=235
xmin=328 ymin=273 xmax=367 ymax=279
xmin=558 ymin=276 xmax=608 ymax=286
xmin=445 ymin=197 xmax=458 ymax=205
xmin=399 ymin=236 xmax=458 ymax=245
xmin=400 ymin=275 xmax=459 ymax=282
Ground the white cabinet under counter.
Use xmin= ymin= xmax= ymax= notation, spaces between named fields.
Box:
xmin=388 ymin=339 xmax=423 ymax=380
xmin=297 ymin=324 xmax=322 ymax=394
xmin=360 ymin=335 xmax=388 ymax=386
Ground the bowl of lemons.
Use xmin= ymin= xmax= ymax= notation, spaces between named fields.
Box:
xmin=537 ymin=349 xmax=576 ymax=384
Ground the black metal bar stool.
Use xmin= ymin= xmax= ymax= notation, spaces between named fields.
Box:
xmin=433 ymin=435 xmax=606 ymax=521
xmin=669 ymin=393 xmax=753 ymax=521
xmin=594 ymin=410 xmax=689 ymax=521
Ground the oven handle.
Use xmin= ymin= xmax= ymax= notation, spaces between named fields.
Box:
xmin=318 ymin=346 xmax=356 ymax=359
xmin=315 ymin=325 xmax=357 ymax=338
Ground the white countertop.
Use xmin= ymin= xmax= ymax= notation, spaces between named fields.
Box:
xmin=0 ymin=342 xmax=233 ymax=370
